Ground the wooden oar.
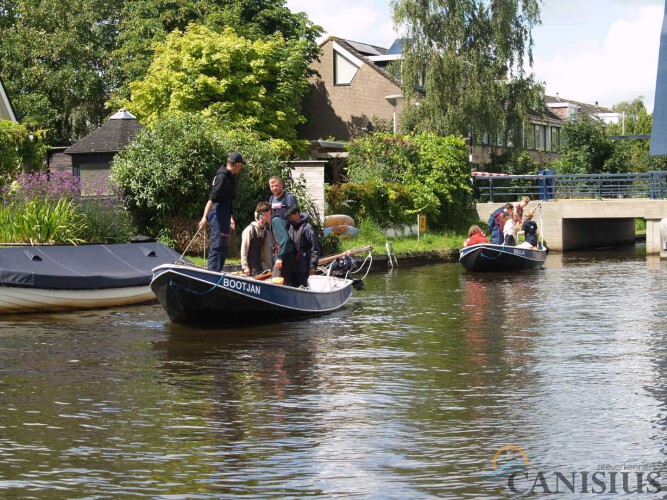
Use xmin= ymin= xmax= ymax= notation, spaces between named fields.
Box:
xmin=252 ymin=244 xmax=374 ymax=280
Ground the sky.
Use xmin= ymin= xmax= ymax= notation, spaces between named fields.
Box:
xmin=285 ymin=0 xmax=665 ymax=112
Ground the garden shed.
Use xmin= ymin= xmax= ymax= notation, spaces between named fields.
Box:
xmin=64 ymin=109 xmax=143 ymax=194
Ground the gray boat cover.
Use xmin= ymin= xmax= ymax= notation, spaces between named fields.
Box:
xmin=0 ymin=242 xmax=182 ymax=290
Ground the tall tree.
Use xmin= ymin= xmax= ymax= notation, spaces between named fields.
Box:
xmin=110 ymin=0 xmax=321 ymax=105
xmin=392 ymin=0 xmax=542 ymax=143
xmin=0 ymin=0 xmax=121 ymax=145
xmin=124 ymin=25 xmax=311 ymax=140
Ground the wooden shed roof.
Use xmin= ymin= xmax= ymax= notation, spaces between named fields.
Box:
xmin=65 ymin=109 xmax=143 ymax=155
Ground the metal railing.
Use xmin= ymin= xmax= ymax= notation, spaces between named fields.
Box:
xmin=473 ymin=171 xmax=667 ymax=202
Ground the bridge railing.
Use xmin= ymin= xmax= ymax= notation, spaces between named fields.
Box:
xmin=472 ymin=171 xmax=667 ymax=202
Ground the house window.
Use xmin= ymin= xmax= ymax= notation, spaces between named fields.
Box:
xmin=524 ymin=124 xmax=534 ymax=150
xmin=533 ymin=124 xmax=547 ymax=150
xmin=334 ymin=51 xmax=360 ymax=85
xmin=550 ymin=127 xmax=561 ymax=151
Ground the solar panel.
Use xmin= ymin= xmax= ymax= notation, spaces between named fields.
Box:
xmin=347 ymin=41 xmax=381 ymax=55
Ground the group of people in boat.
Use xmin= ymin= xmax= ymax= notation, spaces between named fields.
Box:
xmin=198 ymin=152 xmax=319 ymax=287
xmin=464 ymin=196 xmax=540 ymax=249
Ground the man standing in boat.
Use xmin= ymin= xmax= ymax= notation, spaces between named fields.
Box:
xmin=269 ymin=176 xmax=298 ymax=219
xmin=270 ymin=206 xmax=296 ymax=286
xmin=198 ymin=152 xmax=246 ymax=272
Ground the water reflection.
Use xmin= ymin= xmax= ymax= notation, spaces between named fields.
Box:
xmin=0 ymin=251 xmax=665 ymax=497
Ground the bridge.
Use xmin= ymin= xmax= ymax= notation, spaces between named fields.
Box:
xmin=473 ymin=172 xmax=667 ymax=254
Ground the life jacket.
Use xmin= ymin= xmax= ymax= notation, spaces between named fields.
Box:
xmin=288 ymin=222 xmax=306 ymax=261
xmin=247 ymin=224 xmax=266 ymax=270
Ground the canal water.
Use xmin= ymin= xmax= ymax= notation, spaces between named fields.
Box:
xmin=0 ymin=248 xmax=666 ymax=498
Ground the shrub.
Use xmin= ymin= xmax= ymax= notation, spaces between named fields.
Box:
xmin=111 ymin=112 xmax=315 ymax=249
xmin=0 ymin=121 xmax=48 ymax=178
xmin=338 ymin=132 xmax=470 ymax=229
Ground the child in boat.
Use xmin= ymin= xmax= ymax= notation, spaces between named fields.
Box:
xmin=516 ymin=212 xmax=539 ymax=249
xmin=503 ymin=212 xmax=517 ymax=246
xmin=464 ymin=225 xmax=489 ymax=247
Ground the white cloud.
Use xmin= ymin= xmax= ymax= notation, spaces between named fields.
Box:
xmin=286 ymin=0 xmax=398 ymax=47
xmin=533 ymin=5 xmax=662 ymax=111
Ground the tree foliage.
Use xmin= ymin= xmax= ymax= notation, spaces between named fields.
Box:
xmin=392 ymin=0 xmax=542 ymax=142
xmin=345 ymin=132 xmax=470 ymax=227
xmin=0 ymin=121 xmax=48 ymax=177
xmin=110 ymin=112 xmax=292 ymax=235
xmin=0 ymin=0 xmax=120 ymax=145
xmin=552 ymin=115 xmax=618 ymax=174
xmin=608 ymin=97 xmax=667 ymax=172
xmin=110 ymin=0 xmax=321 ymax=104
xmin=124 ymin=24 xmax=312 ymax=140
xmin=0 ymin=0 xmax=321 ymax=144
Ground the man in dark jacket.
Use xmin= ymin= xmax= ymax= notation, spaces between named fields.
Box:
xmin=285 ymin=206 xmax=320 ymax=288
xmin=198 ymin=152 xmax=245 ymax=272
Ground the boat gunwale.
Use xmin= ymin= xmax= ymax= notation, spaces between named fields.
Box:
xmin=151 ymin=264 xmax=355 ymax=313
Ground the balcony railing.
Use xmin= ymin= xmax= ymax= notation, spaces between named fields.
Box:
xmin=472 ymin=171 xmax=667 ymax=202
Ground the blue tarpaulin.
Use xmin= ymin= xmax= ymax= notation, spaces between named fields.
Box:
xmin=0 ymin=242 xmax=182 ymax=290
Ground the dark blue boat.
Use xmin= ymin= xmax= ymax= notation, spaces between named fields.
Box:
xmin=459 ymin=243 xmax=547 ymax=272
xmin=150 ymin=263 xmax=355 ymax=324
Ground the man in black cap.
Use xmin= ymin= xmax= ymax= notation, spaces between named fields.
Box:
xmin=198 ymin=152 xmax=246 ymax=272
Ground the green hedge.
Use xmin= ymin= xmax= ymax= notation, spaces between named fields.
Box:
xmin=332 ymin=132 xmax=471 ymax=229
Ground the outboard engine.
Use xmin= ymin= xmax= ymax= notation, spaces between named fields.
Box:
xmin=330 ymin=256 xmax=364 ymax=290
xmin=330 ymin=255 xmax=357 ymax=278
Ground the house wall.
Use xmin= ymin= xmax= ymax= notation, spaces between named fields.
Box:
xmin=300 ymin=40 xmax=403 ymax=141
xmin=71 ymin=153 xmax=114 ymax=195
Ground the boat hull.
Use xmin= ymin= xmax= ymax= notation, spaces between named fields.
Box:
xmin=0 ymin=285 xmax=155 ymax=314
xmin=459 ymin=244 xmax=547 ymax=272
xmin=150 ymin=264 xmax=354 ymax=324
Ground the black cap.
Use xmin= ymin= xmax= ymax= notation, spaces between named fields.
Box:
xmin=284 ymin=206 xmax=300 ymax=218
xmin=228 ymin=152 xmax=246 ymax=165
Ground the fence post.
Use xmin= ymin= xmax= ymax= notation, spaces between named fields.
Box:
xmin=489 ymin=179 xmax=494 ymax=202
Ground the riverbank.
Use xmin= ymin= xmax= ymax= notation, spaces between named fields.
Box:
xmin=187 ymin=229 xmax=466 ymax=272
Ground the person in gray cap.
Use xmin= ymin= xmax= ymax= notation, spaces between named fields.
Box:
xmin=198 ymin=152 xmax=246 ymax=272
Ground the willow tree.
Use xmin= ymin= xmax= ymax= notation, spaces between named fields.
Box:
xmin=392 ymin=0 xmax=543 ymax=144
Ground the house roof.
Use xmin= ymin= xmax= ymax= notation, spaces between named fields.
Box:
xmin=0 ymin=76 xmax=18 ymax=123
xmin=65 ymin=109 xmax=143 ymax=155
xmin=327 ymin=36 xmax=402 ymax=87
xmin=545 ymin=94 xmax=612 ymax=115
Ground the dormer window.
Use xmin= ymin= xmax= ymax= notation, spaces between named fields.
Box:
xmin=334 ymin=51 xmax=360 ymax=85
xmin=333 ymin=41 xmax=363 ymax=86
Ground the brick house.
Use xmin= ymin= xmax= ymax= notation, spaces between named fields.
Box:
xmin=300 ymin=37 xmax=404 ymax=141
xmin=300 ymin=36 xmax=614 ymax=169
